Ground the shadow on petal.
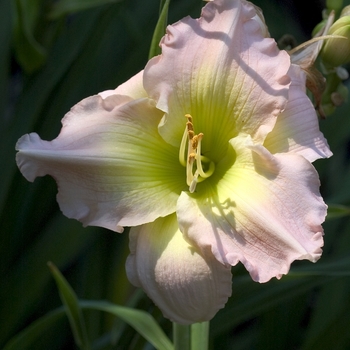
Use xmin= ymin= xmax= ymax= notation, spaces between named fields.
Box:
xmin=178 ymin=139 xmax=326 ymax=283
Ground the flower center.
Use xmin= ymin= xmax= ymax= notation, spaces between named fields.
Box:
xmin=179 ymin=114 xmax=215 ymax=193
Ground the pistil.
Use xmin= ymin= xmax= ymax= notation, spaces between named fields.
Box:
xmin=179 ymin=114 xmax=215 ymax=193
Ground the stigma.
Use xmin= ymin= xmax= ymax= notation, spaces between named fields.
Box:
xmin=179 ymin=114 xmax=215 ymax=193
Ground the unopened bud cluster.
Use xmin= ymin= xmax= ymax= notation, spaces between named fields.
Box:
xmin=321 ymin=6 xmax=350 ymax=67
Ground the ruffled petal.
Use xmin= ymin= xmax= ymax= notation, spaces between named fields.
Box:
xmin=177 ymin=135 xmax=326 ymax=283
xmin=126 ymin=214 xmax=232 ymax=324
xmin=144 ymin=0 xmax=290 ymax=160
xmin=99 ymin=70 xmax=147 ymax=100
xmin=16 ymin=96 xmax=185 ymax=232
xmin=264 ymin=64 xmax=332 ymax=162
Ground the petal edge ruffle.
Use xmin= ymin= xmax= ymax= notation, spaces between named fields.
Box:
xmin=144 ymin=0 xmax=290 ymax=157
xmin=177 ymin=137 xmax=325 ymax=282
xmin=264 ymin=64 xmax=332 ymax=161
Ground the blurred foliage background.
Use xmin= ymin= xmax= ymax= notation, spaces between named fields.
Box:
xmin=1 ymin=0 xmax=350 ymax=349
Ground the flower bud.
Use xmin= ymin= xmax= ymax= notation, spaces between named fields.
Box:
xmin=327 ymin=0 xmax=343 ymax=11
xmin=340 ymin=5 xmax=350 ymax=17
xmin=321 ymin=15 xmax=350 ymax=67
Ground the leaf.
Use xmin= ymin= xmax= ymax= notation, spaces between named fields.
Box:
xmin=12 ymin=0 xmax=47 ymax=72
xmin=0 ymin=212 xmax=98 ymax=345
xmin=0 ymin=0 xmax=12 ymax=116
xmin=148 ymin=0 xmax=170 ymax=59
xmin=326 ymin=204 xmax=350 ymax=219
xmin=3 ymin=308 xmax=66 ymax=350
xmin=49 ymin=0 xmax=123 ymax=19
xmin=302 ymin=277 xmax=350 ymax=350
xmin=80 ymin=300 xmax=174 ymax=350
xmin=211 ymin=273 xmax=335 ymax=336
xmin=3 ymin=298 xmax=174 ymax=350
xmin=48 ymin=262 xmax=91 ymax=350
xmin=289 ymin=255 xmax=350 ymax=277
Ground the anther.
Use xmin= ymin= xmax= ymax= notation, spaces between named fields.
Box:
xmin=191 ymin=135 xmax=199 ymax=150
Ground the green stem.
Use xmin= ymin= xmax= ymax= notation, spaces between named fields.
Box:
xmin=172 ymin=321 xmax=210 ymax=350
xmin=173 ymin=323 xmax=190 ymax=350
xmin=191 ymin=322 xmax=209 ymax=350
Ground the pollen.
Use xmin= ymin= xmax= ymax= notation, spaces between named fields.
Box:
xmin=179 ymin=114 xmax=215 ymax=193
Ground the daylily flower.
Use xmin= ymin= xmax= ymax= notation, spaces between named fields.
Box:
xmin=15 ymin=0 xmax=331 ymax=324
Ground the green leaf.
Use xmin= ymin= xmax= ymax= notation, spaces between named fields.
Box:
xmin=326 ymin=204 xmax=350 ymax=219
xmin=3 ymin=308 xmax=65 ymax=350
xmin=0 ymin=212 xmax=98 ymax=345
xmin=302 ymin=277 xmax=350 ymax=350
xmin=49 ymin=0 xmax=123 ymax=19
xmin=211 ymin=274 xmax=334 ymax=336
xmin=148 ymin=0 xmax=170 ymax=59
xmin=3 ymin=298 xmax=173 ymax=350
xmin=289 ymin=255 xmax=350 ymax=277
xmin=12 ymin=0 xmax=47 ymax=72
xmin=48 ymin=262 xmax=91 ymax=350
xmin=0 ymin=6 xmax=105 ymax=217
xmin=80 ymin=300 xmax=174 ymax=350
xmin=0 ymin=0 xmax=12 ymax=116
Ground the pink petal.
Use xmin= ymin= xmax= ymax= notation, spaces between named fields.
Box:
xmin=99 ymin=70 xmax=147 ymax=100
xmin=177 ymin=137 xmax=326 ymax=283
xmin=144 ymin=0 xmax=290 ymax=154
xmin=264 ymin=64 xmax=332 ymax=162
xmin=126 ymin=214 xmax=232 ymax=324
xmin=16 ymin=96 xmax=184 ymax=232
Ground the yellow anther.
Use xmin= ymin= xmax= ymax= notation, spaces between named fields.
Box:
xmin=191 ymin=135 xmax=199 ymax=151
xmin=185 ymin=114 xmax=193 ymax=122
xmin=192 ymin=133 xmax=203 ymax=150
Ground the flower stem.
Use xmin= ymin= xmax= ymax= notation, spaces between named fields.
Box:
xmin=173 ymin=323 xmax=190 ymax=350
xmin=172 ymin=322 xmax=209 ymax=350
xmin=191 ymin=322 xmax=209 ymax=350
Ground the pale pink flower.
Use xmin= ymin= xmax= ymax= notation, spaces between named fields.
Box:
xmin=16 ymin=0 xmax=331 ymax=324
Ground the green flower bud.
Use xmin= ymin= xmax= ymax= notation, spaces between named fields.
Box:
xmin=340 ymin=5 xmax=350 ymax=17
xmin=321 ymin=16 xmax=350 ymax=67
xmin=327 ymin=0 xmax=343 ymax=11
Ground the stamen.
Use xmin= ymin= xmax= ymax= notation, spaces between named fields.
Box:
xmin=187 ymin=153 xmax=196 ymax=188
xmin=179 ymin=114 xmax=216 ymax=192
xmin=179 ymin=126 xmax=188 ymax=167
xmin=198 ymin=156 xmax=215 ymax=179
xmin=195 ymin=135 xmax=215 ymax=179
xmin=189 ymin=171 xmax=199 ymax=193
